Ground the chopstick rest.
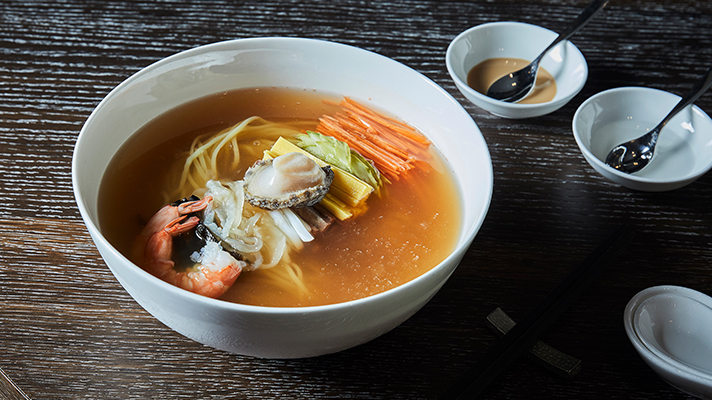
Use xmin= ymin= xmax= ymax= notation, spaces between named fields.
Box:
xmin=486 ymin=308 xmax=582 ymax=378
xmin=440 ymin=225 xmax=634 ymax=399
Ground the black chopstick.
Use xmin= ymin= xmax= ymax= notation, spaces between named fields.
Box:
xmin=441 ymin=225 xmax=634 ymax=399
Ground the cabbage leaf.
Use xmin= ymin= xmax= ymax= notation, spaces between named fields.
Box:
xmin=295 ymin=131 xmax=383 ymax=189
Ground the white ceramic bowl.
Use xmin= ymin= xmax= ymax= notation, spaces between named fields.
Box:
xmin=573 ymin=87 xmax=712 ymax=191
xmin=72 ymin=37 xmax=493 ymax=358
xmin=624 ymin=286 xmax=712 ymax=399
xmin=446 ymin=21 xmax=588 ymax=119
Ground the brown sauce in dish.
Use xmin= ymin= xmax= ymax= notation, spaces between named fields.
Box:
xmin=467 ymin=57 xmax=557 ymax=104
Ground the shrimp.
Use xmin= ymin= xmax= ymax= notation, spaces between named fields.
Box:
xmin=143 ymin=214 xmax=245 ymax=298
xmin=132 ymin=196 xmax=213 ymax=263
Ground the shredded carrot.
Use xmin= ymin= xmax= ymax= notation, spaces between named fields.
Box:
xmin=316 ymin=98 xmax=431 ymax=181
xmin=339 ymin=113 xmax=411 ymax=159
xmin=342 ymin=98 xmax=432 ymax=145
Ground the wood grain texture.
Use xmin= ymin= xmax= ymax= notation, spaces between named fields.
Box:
xmin=1 ymin=0 xmax=711 ymax=399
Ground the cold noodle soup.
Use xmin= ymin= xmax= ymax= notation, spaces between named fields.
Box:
xmin=99 ymin=87 xmax=462 ymax=307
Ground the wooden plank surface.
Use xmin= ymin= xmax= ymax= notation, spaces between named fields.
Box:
xmin=1 ymin=1 xmax=712 ymax=399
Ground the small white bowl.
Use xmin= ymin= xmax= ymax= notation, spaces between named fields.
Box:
xmin=624 ymin=286 xmax=712 ymax=399
xmin=573 ymin=87 xmax=712 ymax=191
xmin=446 ymin=21 xmax=588 ymax=119
xmin=72 ymin=37 xmax=494 ymax=358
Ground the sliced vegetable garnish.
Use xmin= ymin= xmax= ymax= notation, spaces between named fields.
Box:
xmin=295 ymin=131 xmax=383 ymax=190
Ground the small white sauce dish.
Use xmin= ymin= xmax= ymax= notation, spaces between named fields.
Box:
xmin=446 ymin=21 xmax=588 ymax=119
xmin=573 ymin=87 xmax=712 ymax=191
xmin=624 ymin=285 xmax=712 ymax=399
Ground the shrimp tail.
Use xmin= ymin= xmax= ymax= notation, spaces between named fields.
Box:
xmin=143 ymin=215 xmax=200 ymax=278
xmin=176 ymin=195 xmax=213 ymax=215
xmin=133 ymin=196 xmax=213 ymax=263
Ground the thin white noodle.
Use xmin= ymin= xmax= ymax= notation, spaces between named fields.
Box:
xmin=209 ymin=117 xmax=259 ymax=173
xmin=259 ymin=236 xmax=287 ymax=270
xmin=177 ymin=116 xmax=258 ymax=194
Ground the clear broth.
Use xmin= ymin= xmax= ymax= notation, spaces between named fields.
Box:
xmin=98 ymin=87 xmax=462 ymax=307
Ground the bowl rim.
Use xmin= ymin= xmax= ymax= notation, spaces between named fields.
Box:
xmin=72 ymin=36 xmax=494 ymax=315
xmin=445 ymin=20 xmax=589 ymax=111
xmin=624 ymin=285 xmax=712 ymax=384
xmin=572 ymin=86 xmax=712 ymax=185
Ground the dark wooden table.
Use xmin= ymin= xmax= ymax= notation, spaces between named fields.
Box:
xmin=2 ymin=1 xmax=712 ymax=399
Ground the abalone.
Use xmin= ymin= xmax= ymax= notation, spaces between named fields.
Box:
xmin=243 ymin=152 xmax=334 ymax=210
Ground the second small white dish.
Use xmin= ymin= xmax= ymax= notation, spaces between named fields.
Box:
xmin=573 ymin=87 xmax=712 ymax=191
